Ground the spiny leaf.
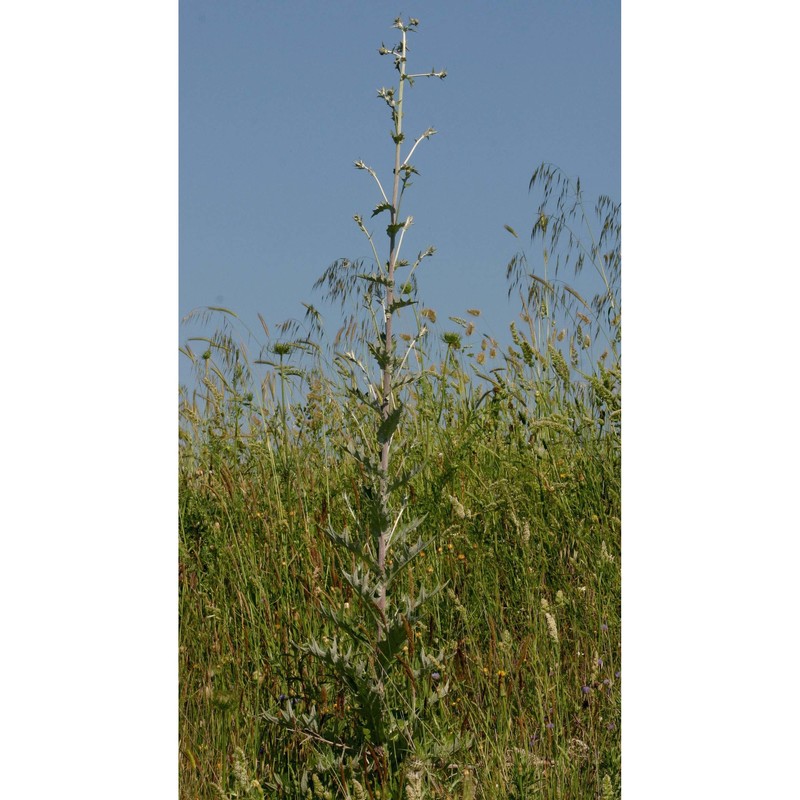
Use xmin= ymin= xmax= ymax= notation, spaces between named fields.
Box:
xmin=376 ymin=615 xmax=412 ymax=671
xmin=388 ymin=464 xmax=425 ymax=494
xmin=344 ymin=440 xmax=380 ymax=474
xmin=340 ymin=564 xmax=384 ymax=613
xmin=386 ymin=222 xmax=405 ymax=237
xmin=385 ymin=535 xmax=433 ymax=586
xmin=371 ymin=201 xmax=395 ymax=218
xmin=318 ymin=605 xmax=371 ymax=647
xmin=387 ymin=515 xmax=426 ymax=550
xmin=356 ymin=272 xmax=393 ymax=287
xmin=366 ymin=340 xmax=392 ymax=370
xmin=387 ymin=298 xmax=417 ymax=314
xmin=325 ymin=525 xmax=380 ymax=573
xmin=377 ymin=405 xmax=403 ymax=445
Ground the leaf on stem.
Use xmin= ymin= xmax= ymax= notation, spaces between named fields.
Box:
xmin=377 ymin=405 xmax=403 ymax=445
xmin=371 ymin=201 xmax=395 ymax=218
xmin=387 ymin=298 xmax=417 ymax=315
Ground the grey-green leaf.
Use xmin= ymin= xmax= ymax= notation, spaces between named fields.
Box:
xmin=377 ymin=405 xmax=403 ymax=445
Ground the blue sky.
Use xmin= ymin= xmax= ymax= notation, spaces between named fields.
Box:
xmin=180 ymin=0 xmax=620 ymax=384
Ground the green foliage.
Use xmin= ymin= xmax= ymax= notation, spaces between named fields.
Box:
xmin=180 ymin=15 xmax=620 ymax=800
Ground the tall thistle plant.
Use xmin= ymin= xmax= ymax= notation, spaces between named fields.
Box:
xmin=266 ymin=17 xmax=458 ymax=796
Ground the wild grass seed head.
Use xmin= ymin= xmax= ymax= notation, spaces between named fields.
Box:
xmin=544 ymin=611 xmax=559 ymax=643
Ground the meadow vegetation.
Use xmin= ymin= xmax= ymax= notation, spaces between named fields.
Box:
xmin=180 ymin=17 xmax=620 ymax=799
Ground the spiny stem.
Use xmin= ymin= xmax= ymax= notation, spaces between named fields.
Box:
xmin=376 ymin=23 xmax=408 ymax=624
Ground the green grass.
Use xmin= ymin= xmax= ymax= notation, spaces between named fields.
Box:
xmin=179 ymin=321 xmax=620 ymax=799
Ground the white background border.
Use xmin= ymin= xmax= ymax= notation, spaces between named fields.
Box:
xmin=2 ymin=2 xmax=798 ymax=796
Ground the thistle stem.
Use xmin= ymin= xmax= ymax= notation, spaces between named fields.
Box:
xmin=376 ymin=25 xmax=407 ymax=626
